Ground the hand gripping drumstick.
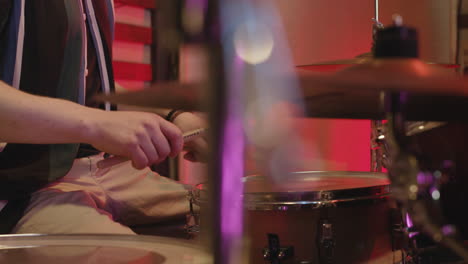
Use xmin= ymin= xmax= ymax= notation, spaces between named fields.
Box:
xmin=96 ymin=128 xmax=207 ymax=169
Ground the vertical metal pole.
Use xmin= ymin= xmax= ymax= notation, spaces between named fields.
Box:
xmin=375 ymin=0 xmax=379 ymax=22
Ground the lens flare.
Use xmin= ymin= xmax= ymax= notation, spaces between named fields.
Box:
xmin=234 ymin=21 xmax=274 ymax=65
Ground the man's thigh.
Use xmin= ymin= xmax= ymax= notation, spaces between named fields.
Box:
xmin=12 ymin=190 xmax=135 ymax=234
xmin=94 ymin=157 xmax=191 ymax=226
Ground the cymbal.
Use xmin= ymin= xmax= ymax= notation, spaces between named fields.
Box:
xmin=297 ymin=58 xmax=468 ymax=121
xmin=95 ymin=59 xmax=468 ymax=121
xmin=297 ymin=53 xmax=458 ymax=72
xmin=93 ymin=82 xmax=203 ymax=110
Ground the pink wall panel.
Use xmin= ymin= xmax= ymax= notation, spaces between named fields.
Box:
xmin=115 ymin=80 xmax=149 ymax=91
xmin=115 ymin=5 xmax=151 ymax=27
xmin=271 ymin=0 xmax=373 ymax=172
xmin=113 ymin=4 xmax=152 ymax=91
xmin=113 ymin=41 xmax=151 ymax=64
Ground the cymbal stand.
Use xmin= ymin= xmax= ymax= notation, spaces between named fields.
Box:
xmin=385 ymin=91 xmax=468 ymax=263
xmin=370 ymin=1 xmax=385 ymax=173
xmin=374 ymin=0 xmax=379 ymax=22
xmin=371 ymin=0 xmax=384 ymax=53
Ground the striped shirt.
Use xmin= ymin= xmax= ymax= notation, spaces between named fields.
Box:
xmin=0 ymin=0 xmax=116 ymax=199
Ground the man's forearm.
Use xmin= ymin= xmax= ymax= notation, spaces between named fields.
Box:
xmin=0 ymin=81 xmax=98 ymax=144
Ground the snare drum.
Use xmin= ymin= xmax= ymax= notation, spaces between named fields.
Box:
xmin=190 ymin=171 xmax=400 ymax=264
xmin=0 ymin=234 xmax=210 ymax=264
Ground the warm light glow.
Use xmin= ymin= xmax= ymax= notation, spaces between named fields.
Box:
xmin=234 ymin=21 xmax=274 ymax=65
xmin=409 ymin=184 xmax=418 ymax=193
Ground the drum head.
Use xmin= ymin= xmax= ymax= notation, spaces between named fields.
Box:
xmin=243 ymin=171 xmax=390 ymax=210
xmin=0 ymin=234 xmax=210 ymax=264
xmin=192 ymin=171 xmax=390 ymax=209
xmin=243 ymin=171 xmax=389 ymax=193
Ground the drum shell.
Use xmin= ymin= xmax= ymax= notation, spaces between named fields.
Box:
xmin=245 ymin=197 xmax=393 ymax=264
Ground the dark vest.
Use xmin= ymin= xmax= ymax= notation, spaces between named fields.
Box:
xmin=0 ymin=0 xmax=115 ymax=200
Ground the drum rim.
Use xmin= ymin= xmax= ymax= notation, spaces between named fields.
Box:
xmin=243 ymin=184 xmax=390 ymax=209
xmin=192 ymin=171 xmax=391 ymax=210
xmin=0 ymin=234 xmax=204 ymax=251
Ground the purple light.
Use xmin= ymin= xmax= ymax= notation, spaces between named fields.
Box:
xmin=220 ymin=117 xmax=244 ymax=234
xmin=442 ymin=225 xmax=456 ymax=236
xmin=406 ymin=213 xmax=413 ymax=228
xmin=219 ymin=53 xmax=245 ymax=259
xmin=408 ymin=231 xmax=420 ymax=238
xmin=417 ymin=171 xmax=433 ymax=185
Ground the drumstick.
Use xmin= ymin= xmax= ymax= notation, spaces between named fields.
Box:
xmin=96 ymin=128 xmax=207 ymax=169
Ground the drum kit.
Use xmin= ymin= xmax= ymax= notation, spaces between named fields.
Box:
xmin=2 ymin=1 xmax=468 ymax=264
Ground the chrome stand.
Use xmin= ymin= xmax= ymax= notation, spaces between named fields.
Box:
xmin=385 ymin=91 xmax=468 ymax=263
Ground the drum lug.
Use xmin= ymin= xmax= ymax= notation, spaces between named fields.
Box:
xmin=318 ymin=219 xmax=335 ymax=264
xmin=320 ymin=191 xmax=334 ymax=201
xmin=184 ymin=190 xmax=200 ymax=238
xmin=184 ymin=212 xmax=200 ymax=238
xmin=263 ymin=233 xmax=294 ymax=264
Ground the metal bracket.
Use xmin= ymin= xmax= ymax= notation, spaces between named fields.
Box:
xmin=318 ymin=219 xmax=335 ymax=264
xmin=184 ymin=190 xmax=200 ymax=238
xmin=390 ymin=208 xmax=406 ymax=252
xmin=263 ymin=233 xmax=294 ymax=264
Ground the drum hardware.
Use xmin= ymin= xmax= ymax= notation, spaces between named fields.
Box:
xmin=371 ymin=120 xmax=387 ymax=172
xmin=390 ymin=208 xmax=407 ymax=252
xmin=405 ymin=229 xmax=464 ymax=264
xmin=319 ymin=191 xmax=334 ymax=201
xmin=184 ymin=189 xmax=200 ymax=238
xmin=318 ymin=219 xmax=335 ymax=264
xmin=385 ymin=80 xmax=468 ymax=263
xmin=362 ymin=16 xmax=468 ymax=263
xmin=262 ymin=233 xmax=294 ymax=264
xmin=384 ymin=89 xmax=468 ymax=262
xmin=371 ymin=121 xmax=446 ymax=174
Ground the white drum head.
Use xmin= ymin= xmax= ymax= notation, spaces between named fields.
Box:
xmin=243 ymin=171 xmax=389 ymax=193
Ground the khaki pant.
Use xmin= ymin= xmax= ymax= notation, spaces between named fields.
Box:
xmin=13 ymin=154 xmax=190 ymax=234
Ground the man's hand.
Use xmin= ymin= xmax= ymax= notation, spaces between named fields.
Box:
xmin=172 ymin=112 xmax=208 ymax=163
xmin=84 ymin=110 xmax=184 ymax=169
